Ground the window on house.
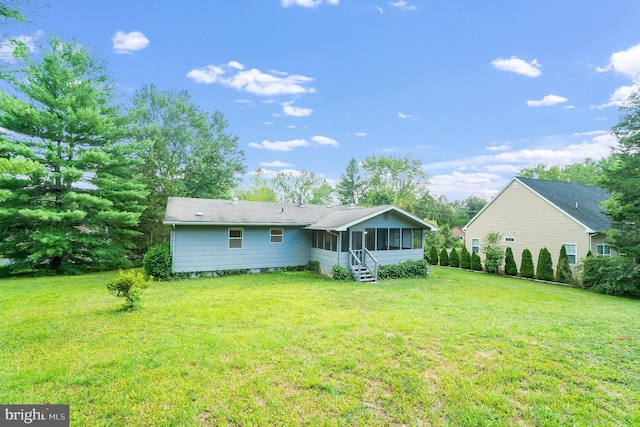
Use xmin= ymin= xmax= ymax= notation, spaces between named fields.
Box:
xmin=413 ymin=229 xmax=423 ymax=249
xmin=341 ymin=231 xmax=349 ymax=252
xmin=325 ymin=231 xmax=332 ymax=251
xmin=365 ymin=228 xmax=376 ymax=251
xmin=402 ymin=228 xmax=413 ymax=249
xmin=564 ymin=243 xmax=577 ymax=264
xmin=331 ymin=233 xmax=338 ymax=252
xmin=229 ymin=228 xmax=243 ymax=249
xmin=311 ymin=230 xmax=318 ymax=248
xmin=317 ymin=231 xmax=325 ymax=250
xmin=596 ymin=244 xmax=611 ymax=257
xmin=376 ymin=228 xmax=388 ymax=250
xmin=270 ymin=228 xmax=283 ymax=243
xmin=505 ymin=237 xmax=515 ymax=242
xmin=389 ymin=228 xmax=400 ymax=250
xmin=471 ymin=238 xmax=479 ymax=254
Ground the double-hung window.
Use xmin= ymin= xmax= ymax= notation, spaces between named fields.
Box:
xmin=596 ymin=244 xmax=611 ymax=257
xmin=229 ymin=228 xmax=243 ymax=249
xmin=471 ymin=238 xmax=480 ymax=254
xmin=270 ymin=228 xmax=283 ymax=243
xmin=564 ymin=243 xmax=577 ymax=264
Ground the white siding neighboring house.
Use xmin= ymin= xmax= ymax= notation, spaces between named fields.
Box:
xmin=464 ymin=177 xmax=615 ymax=269
xmin=164 ymin=198 xmax=438 ymax=281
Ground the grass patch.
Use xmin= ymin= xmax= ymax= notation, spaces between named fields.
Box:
xmin=1 ymin=267 xmax=639 ymax=426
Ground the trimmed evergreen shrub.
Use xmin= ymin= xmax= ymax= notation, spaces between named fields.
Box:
xmin=520 ymin=249 xmax=534 ymax=278
xmin=439 ymin=248 xmax=449 ymax=266
xmin=459 ymin=246 xmax=471 ymax=269
xmin=504 ymin=247 xmax=517 ymax=276
xmin=581 ymin=256 xmax=640 ymax=296
xmin=107 ymin=270 xmax=152 ymax=311
xmin=536 ymin=247 xmax=554 ymax=281
xmin=555 ymin=245 xmax=573 ymax=284
xmin=471 ymin=252 xmax=483 ymax=271
xmin=449 ymin=248 xmax=460 ymax=268
xmin=428 ymin=245 xmax=439 ymax=265
xmin=143 ymin=244 xmax=172 ymax=280
xmin=332 ymin=265 xmax=352 ymax=281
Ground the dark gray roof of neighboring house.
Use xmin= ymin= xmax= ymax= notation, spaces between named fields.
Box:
xmin=163 ymin=197 xmax=438 ymax=230
xmin=517 ymin=177 xmax=612 ymax=232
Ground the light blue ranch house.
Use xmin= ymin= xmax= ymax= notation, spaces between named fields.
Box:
xmin=164 ymin=197 xmax=438 ymax=281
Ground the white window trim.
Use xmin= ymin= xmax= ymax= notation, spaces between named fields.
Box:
xmin=229 ymin=227 xmax=243 ymax=249
xmin=270 ymin=228 xmax=283 ymax=244
xmin=596 ymin=244 xmax=611 ymax=257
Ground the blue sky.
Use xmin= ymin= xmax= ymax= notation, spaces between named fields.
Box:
xmin=3 ymin=0 xmax=640 ymax=201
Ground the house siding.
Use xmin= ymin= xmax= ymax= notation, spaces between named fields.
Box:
xmin=171 ymin=225 xmax=311 ymax=273
xmin=466 ymin=181 xmax=592 ymax=269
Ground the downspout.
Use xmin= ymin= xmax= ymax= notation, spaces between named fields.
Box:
xmin=171 ymin=224 xmax=176 ymax=273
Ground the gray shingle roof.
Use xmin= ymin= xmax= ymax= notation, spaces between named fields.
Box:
xmin=163 ymin=197 xmax=437 ymax=230
xmin=517 ymin=177 xmax=612 ymax=232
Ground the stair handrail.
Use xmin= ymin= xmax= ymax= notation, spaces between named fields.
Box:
xmin=348 ymin=249 xmax=363 ymax=280
xmin=363 ymin=248 xmax=379 ymax=281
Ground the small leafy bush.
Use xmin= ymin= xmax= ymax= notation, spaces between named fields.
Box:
xmin=307 ymin=260 xmax=320 ymax=274
xmin=143 ymin=244 xmax=172 ymax=280
xmin=332 ymin=265 xmax=353 ymax=281
xmin=482 ymin=232 xmax=504 ymax=274
xmin=379 ymin=259 xmax=430 ymax=279
xmin=471 ymin=252 xmax=483 ymax=271
xmin=581 ymin=256 xmax=640 ymax=296
xmin=504 ymin=247 xmax=517 ymax=276
xmin=439 ymin=248 xmax=449 ymax=266
xmin=536 ymin=247 xmax=554 ymax=281
xmin=520 ymin=249 xmax=534 ymax=278
xmin=449 ymin=248 xmax=460 ymax=268
xmin=107 ymin=270 xmax=152 ymax=311
xmin=459 ymin=246 xmax=471 ymax=269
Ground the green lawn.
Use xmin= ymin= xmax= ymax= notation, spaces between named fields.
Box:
xmin=1 ymin=267 xmax=638 ymax=426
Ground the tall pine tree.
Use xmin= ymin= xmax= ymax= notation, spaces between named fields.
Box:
xmin=0 ymin=37 xmax=146 ymax=273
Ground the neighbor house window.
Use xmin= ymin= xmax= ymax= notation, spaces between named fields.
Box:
xmin=471 ymin=238 xmax=479 ymax=254
xmin=505 ymin=237 xmax=515 ymax=242
xmin=229 ymin=228 xmax=243 ymax=249
xmin=413 ymin=229 xmax=423 ymax=249
xmin=596 ymin=244 xmax=611 ymax=257
xmin=402 ymin=228 xmax=413 ymax=249
xmin=376 ymin=228 xmax=388 ymax=250
xmin=564 ymin=243 xmax=577 ymax=264
xmin=270 ymin=228 xmax=283 ymax=243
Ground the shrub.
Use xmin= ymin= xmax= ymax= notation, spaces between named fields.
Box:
xmin=471 ymin=252 xmax=483 ymax=271
xmin=536 ymin=247 xmax=554 ymax=281
xmin=379 ymin=259 xmax=430 ymax=279
xmin=143 ymin=244 xmax=172 ymax=280
xmin=307 ymin=260 xmax=320 ymax=274
xmin=504 ymin=247 xmax=517 ymax=276
xmin=555 ymin=245 xmax=573 ymax=284
xmin=482 ymin=232 xmax=504 ymax=274
xmin=439 ymin=248 xmax=449 ymax=266
xmin=427 ymin=245 xmax=439 ymax=265
xmin=581 ymin=256 xmax=640 ymax=296
xmin=332 ymin=265 xmax=352 ymax=281
xmin=107 ymin=270 xmax=152 ymax=311
xmin=520 ymin=249 xmax=534 ymax=278
xmin=459 ymin=246 xmax=471 ymax=269
xmin=449 ymin=248 xmax=460 ymax=268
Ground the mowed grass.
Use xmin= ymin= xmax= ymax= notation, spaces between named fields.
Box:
xmin=1 ymin=267 xmax=639 ymax=426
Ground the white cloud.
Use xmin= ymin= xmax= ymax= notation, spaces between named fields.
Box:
xmin=281 ymin=0 xmax=339 ymax=7
xmin=429 ymin=172 xmax=504 ymax=200
xmin=486 ymin=144 xmax=510 ymax=152
xmin=0 ymin=30 xmax=43 ymax=62
xmin=261 ymin=160 xmax=292 ymax=167
xmin=597 ymin=43 xmax=640 ymax=82
xmin=311 ymin=135 xmax=338 ymax=146
xmin=390 ymin=1 xmax=417 ymax=11
xmin=398 ymin=112 xmax=418 ymax=120
xmin=527 ymin=94 xmax=568 ymax=107
xmin=111 ymin=31 xmax=149 ymax=54
xmin=281 ymin=101 xmax=313 ymax=117
xmin=594 ymin=84 xmax=640 ymax=109
xmin=249 ymin=136 xmax=338 ymax=151
xmin=249 ymin=139 xmax=309 ymax=152
xmin=356 ymin=132 xmax=367 ymax=137
xmin=376 ymin=6 xmax=384 ymax=14
xmin=187 ymin=61 xmax=316 ymax=97
xmin=491 ymin=56 xmax=541 ymax=77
